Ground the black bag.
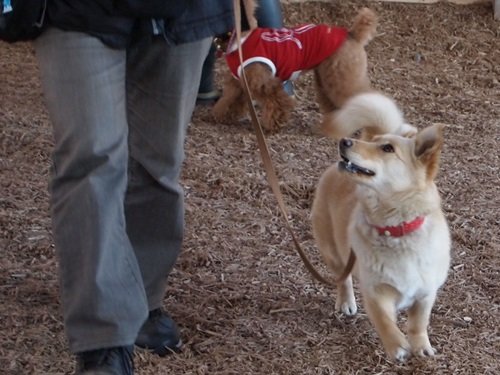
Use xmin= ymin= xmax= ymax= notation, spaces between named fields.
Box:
xmin=0 ymin=0 xmax=47 ymax=43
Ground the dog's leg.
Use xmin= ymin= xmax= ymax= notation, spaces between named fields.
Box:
xmin=312 ymin=213 xmax=357 ymax=316
xmin=213 ymin=74 xmax=246 ymax=122
xmin=314 ymin=70 xmax=337 ymax=113
xmin=321 ymin=255 xmax=358 ymax=316
xmin=317 ymin=240 xmax=357 ymax=316
xmin=336 ymin=275 xmax=357 ymax=316
xmin=407 ymin=293 xmax=437 ymax=357
xmin=245 ymin=63 xmax=295 ymax=132
xmin=260 ymin=88 xmax=295 ymax=132
xmin=315 ymin=41 xmax=371 ymax=110
xmin=363 ymin=286 xmax=411 ymax=361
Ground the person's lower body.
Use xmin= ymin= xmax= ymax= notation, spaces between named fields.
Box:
xmin=200 ymin=0 xmax=293 ymax=108
xmin=197 ymin=41 xmax=222 ymax=105
xmin=244 ymin=0 xmax=295 ymax=96
xmin=35 ymin=28 xmax=211 ymax=373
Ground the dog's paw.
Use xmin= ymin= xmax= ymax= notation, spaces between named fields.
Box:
xmin=335 ymin=281 xmax=357 ymax=316
xmin=384 ymin=339 xmax=412 ymax=362
xmin=335 ymin=298 xmax=358 ymax=316
xmin=413 ymin=344 xmax=436 ymax=358
xmin=212 ymin=105 xmax=228 ymax=121
xmin=409 ymin=333 xmax=435 ymax=357
xmin=391 ymin=346 xmax=411 ymax=362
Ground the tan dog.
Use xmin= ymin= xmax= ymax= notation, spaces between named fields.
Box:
xmin=213 ymin=7 xmax=377 ymax=132
xmin=311 ymin=93 xmax=450 ymax=361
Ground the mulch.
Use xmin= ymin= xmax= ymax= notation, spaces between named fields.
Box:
xmin=1 ymin=1 xmax=499 ymax=374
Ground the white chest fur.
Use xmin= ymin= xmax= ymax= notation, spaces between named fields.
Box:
xmin=351 ymin=213 xmax=451 ymax=310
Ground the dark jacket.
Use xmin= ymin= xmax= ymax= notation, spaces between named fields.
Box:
xmin=45 ymin=0 xmax=234 ymax=49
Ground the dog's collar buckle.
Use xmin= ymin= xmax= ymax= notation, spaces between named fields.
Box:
xmin=375 ymin=216 xmax=425 ymax=237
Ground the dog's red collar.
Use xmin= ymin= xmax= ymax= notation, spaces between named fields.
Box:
xmin=373 ymin=216 xmax=425 ymax=237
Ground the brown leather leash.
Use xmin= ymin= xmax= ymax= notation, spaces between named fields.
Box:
xmin=231 ymin=0 xmax=355 ymax=286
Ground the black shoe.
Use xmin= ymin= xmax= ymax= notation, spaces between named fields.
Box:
xmin=75 ymin=346 xmax=134 ymax=375
xmin=135 ymin=308 xmax=182 ymax=356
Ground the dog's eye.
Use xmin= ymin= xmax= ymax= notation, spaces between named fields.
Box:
xmin=381 ymin=144 xmax=395 ymax=153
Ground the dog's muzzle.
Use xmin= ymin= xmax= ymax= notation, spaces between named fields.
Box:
xmin=338 ymin=138 xmax=375 ymax=176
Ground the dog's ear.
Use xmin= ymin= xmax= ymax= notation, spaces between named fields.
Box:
xmin=414 ymin=124 xmax=445 ymax=180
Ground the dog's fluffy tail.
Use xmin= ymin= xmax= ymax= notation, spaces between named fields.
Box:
xmin=349 ymin=7 xmax=378 ymax=46
xmin=321 ymin=92 xmax=417 ymax=140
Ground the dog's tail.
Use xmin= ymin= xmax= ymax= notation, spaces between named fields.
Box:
xmin=349 ymin=7 xmax=378 ymax=46
xmin=321 ymin=92 xmax=417 ymax=140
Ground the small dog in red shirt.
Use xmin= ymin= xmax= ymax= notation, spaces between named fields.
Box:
xmin=213 ymin=7 xmax=378 ymax=133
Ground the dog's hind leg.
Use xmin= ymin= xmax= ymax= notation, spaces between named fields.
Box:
xmin=315 ymin=41 xmax=371 ymax=110
xmin=318 ymin=244 xmax=357 ymax=315
xmin=213 ymin=74 xmax=246 ymax=123
xmin=312 ymin=208 xmax=357 ymax=316
xmin=322 ymin=241 xmax=357 ymax=316
xmin=314 ymin=70 xmax=337 ymax=113
xmin=336 ymin=274 xmax=357 ymax=316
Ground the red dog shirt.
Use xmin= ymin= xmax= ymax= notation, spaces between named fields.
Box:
xmin=225 ymin=24 xmax=348 ymax=81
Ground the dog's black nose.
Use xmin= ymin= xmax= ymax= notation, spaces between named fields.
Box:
xmin=340 ymin=138 xmax=353 ymax=149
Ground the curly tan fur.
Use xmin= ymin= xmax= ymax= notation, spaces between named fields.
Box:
xmin=213 ymin=7 xmax=378 ymax=133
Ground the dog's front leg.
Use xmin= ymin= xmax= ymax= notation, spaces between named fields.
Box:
xmin=260 ymin=87 xmax=295 ymax=132
xmin=212 ymin=75 xmax=246 ymax=122
xmin=246 ymin=63 xmax=295 ymax=132
xmin=407 ymin=293 xmax=437 ymax=357
xmin=363 ymin=285 xmax=411 ymax=361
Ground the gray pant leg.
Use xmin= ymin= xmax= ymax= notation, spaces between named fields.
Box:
xmin=125 ymin=37 xmax=212 ymax=309
xmin=36 ymin=26 xmax=210 ymax=353
xmin=35 ymin=28 xmax=148 ymax=353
